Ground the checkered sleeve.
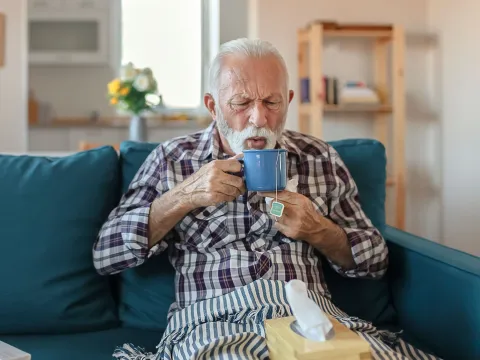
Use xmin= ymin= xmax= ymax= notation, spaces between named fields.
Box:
xmin=325 ymin=147 xmax=388 ymax=279
xmin=93 ymin=146 xmax=171 ymax=275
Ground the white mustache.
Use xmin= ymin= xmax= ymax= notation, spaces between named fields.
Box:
xmin=238 ymin=126 xmax=276 ymax=139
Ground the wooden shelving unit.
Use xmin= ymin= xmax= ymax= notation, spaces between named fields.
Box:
xmin=297 ymin=21 xmax=406 ymax=229
xmin=0 ymin=12 xmax=5 ymax=68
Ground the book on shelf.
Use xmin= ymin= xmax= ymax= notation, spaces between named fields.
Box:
xmin=300 ymin=77 xmax=380 ymax=106
xmin=299 ymin=76 xmax=339 ymax=105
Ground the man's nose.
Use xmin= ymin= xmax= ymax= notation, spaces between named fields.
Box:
xmin=249 ymin=101 xmax=267 ymax=128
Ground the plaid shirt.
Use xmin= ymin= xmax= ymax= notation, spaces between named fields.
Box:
xmin=94 ymin=121 xmax=388 ymax=312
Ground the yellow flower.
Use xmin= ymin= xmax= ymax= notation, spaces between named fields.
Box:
xmin=119 ymin=87 xmax=130 ymax=96
xmin=108 ymin=79 xmax=121 ymax=95
xmin=110 ymin=97 xmax=118 ymax=105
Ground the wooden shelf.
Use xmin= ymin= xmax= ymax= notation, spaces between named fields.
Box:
xmin=297 ymin=20 xmax=406 ymax=230
xmin=300 ymin=103 xmax=392 ymax=115
xmin=0 ymin=12 xmax=5 ymax=68
xmin=326 ymin=104 xmax=393 ymax=112
xmin=298 ymin=21 xmax=393 ymax=42
xmin=324 ymin=29 xmax=392 ymax=39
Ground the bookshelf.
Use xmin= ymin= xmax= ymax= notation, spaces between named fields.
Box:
xmin=0 ymin=12 xmax=5 ymax=67
xmin=297 ymin=21 xmax=406 ymax=229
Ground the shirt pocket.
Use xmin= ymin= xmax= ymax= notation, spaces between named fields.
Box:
xmin=177 ymin=202 xmax=229 ymax=251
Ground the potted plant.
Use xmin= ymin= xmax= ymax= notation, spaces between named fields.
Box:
xmin=107 ymin=62 xmax=162 ymax=142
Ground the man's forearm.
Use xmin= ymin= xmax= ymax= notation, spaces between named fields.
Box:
xmin=307 ymin=218 xmax=356 ymax=270
xmin=148 ymin=189 xmax=192 ymax=248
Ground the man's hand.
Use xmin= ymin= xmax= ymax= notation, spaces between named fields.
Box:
xmin=258 ymin=190 xmax=356 ymax=269
xmin=258 ymin=190 xmax=325 ymax=242
xmin=176 ymin=154 xmax=246 ymax=210
xmin=147 ymin=154 xmax=245 ymax=248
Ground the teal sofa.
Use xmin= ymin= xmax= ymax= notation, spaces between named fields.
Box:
xmin=0 ymin=138 xmax=478 ymax=360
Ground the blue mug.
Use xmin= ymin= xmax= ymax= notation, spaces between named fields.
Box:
xmin=242 ymin=149 xmax=287 ymax=191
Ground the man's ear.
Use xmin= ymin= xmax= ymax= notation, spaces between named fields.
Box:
xmin=204 ymin=93 xmax=217 ymax=120
xmin=288 ymin=90 xmax=294 ymax=104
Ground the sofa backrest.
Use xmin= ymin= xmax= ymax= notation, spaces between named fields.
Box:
xmin=116 ymin=137 xmax=397 ymax=331
xmin=0 ymin=147 xmax=120 ymax=335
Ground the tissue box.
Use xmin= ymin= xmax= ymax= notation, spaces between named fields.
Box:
xmin=265 ymin=316 xmax=371 ymax=360
xmin=0 ymin=341 xmax=31 ymax=360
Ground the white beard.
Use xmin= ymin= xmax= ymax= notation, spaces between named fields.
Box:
xmin=215 ymin=106 xmax=285 ymax=154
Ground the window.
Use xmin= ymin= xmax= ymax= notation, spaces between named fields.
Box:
xmin=121 ymin=0 xmax=213 ymax=110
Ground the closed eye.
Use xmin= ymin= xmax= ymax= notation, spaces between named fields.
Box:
xmin=230 ymin=100 xmax=251 ymax=109
xmin=264 ymin=100 xmax=281 ymax=108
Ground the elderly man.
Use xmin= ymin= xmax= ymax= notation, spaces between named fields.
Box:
xmin=94 ymin=39 xmax=437 ymax=360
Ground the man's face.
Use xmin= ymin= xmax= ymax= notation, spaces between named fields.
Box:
xmin=210 ymin=54 xmax=294 ymax=154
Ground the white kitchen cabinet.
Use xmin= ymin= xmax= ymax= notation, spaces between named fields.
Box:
xmin=28 ymin=0 xmax=111 ymax=65
xmin=28 ymin=0 xmax=64 ymax=11
xmin=64 ymin=0 xmax=110 ymax=10
xmin=28 ymin=0 xmax=110 ymax=15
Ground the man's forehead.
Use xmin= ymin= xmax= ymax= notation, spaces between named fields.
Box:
xmin=220 ymin=55 xmax=284 ymax=81
xmin=218 ymin=55 xmax=286 ymax=95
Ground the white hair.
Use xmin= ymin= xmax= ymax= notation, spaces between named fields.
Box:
xmin=208 ymin=38 xmax=289 ymax=101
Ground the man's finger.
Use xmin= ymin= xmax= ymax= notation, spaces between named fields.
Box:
xmin=220 ymin=172 xmax=245 ymax=191
xmin=277 ymin=205 xmax=294 ymax=218
xmin=271 ymin=213 xmax=286 ymax=226
xmin=215 ymin=157 xmax=243 ymax=173
xmin=273 ymin=221 xmax=291 ymax=237
xmin=215 ymin=183 xmax=244 ymax=198
xmin=258 ymin=190 xmax=298 ymax=204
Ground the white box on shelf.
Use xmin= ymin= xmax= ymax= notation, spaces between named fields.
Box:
xmin=0 ymin=341 xmax=31 ymax=360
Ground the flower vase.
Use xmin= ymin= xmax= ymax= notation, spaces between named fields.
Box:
xmin=129 ymin=115 xmax=147 ymax=142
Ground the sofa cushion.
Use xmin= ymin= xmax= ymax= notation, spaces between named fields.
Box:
xmin=328 ymin=139 xmax=386 ymax=234
xmin=0 ymin=147 xmax=120 ymax=334
xmin=118 ymin=137 xmax=395 ymax=330
xmin=321 ymin=139 xmax=396 ymax=328
xmin=118 ymin=142 xmax=176 ymax=331
xmin=2 ymin=327 xmax=163 ymax=360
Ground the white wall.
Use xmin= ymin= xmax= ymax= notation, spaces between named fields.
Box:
xmin=0 ymin=0 xmax=28 ymax=152
xmin=248 ymin=0 xmax=443 ymax=247
xmin=427 ymin=0 xmax=480 ymax=256
xmin=220 ymin=1 xmax=248 ymax=44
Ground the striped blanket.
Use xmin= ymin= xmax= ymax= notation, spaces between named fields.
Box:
xmin=113 ymin=279 xmax=440 ymax=360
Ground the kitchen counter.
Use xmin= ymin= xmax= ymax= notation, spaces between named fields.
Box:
xmin=29 ymin=117 xmax=212 ymax=129
xmin=28 ymin=118 xmax=210 ymax=152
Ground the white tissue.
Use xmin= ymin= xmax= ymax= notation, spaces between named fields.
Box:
xmin=265 ymin=176 xmax=299 ymax=212
xmin=285 ymin=279 xmax=334 ymax=342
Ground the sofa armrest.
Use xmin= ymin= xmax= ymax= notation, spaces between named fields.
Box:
xmin=385 ymin=226 xmax=480 ymax=360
